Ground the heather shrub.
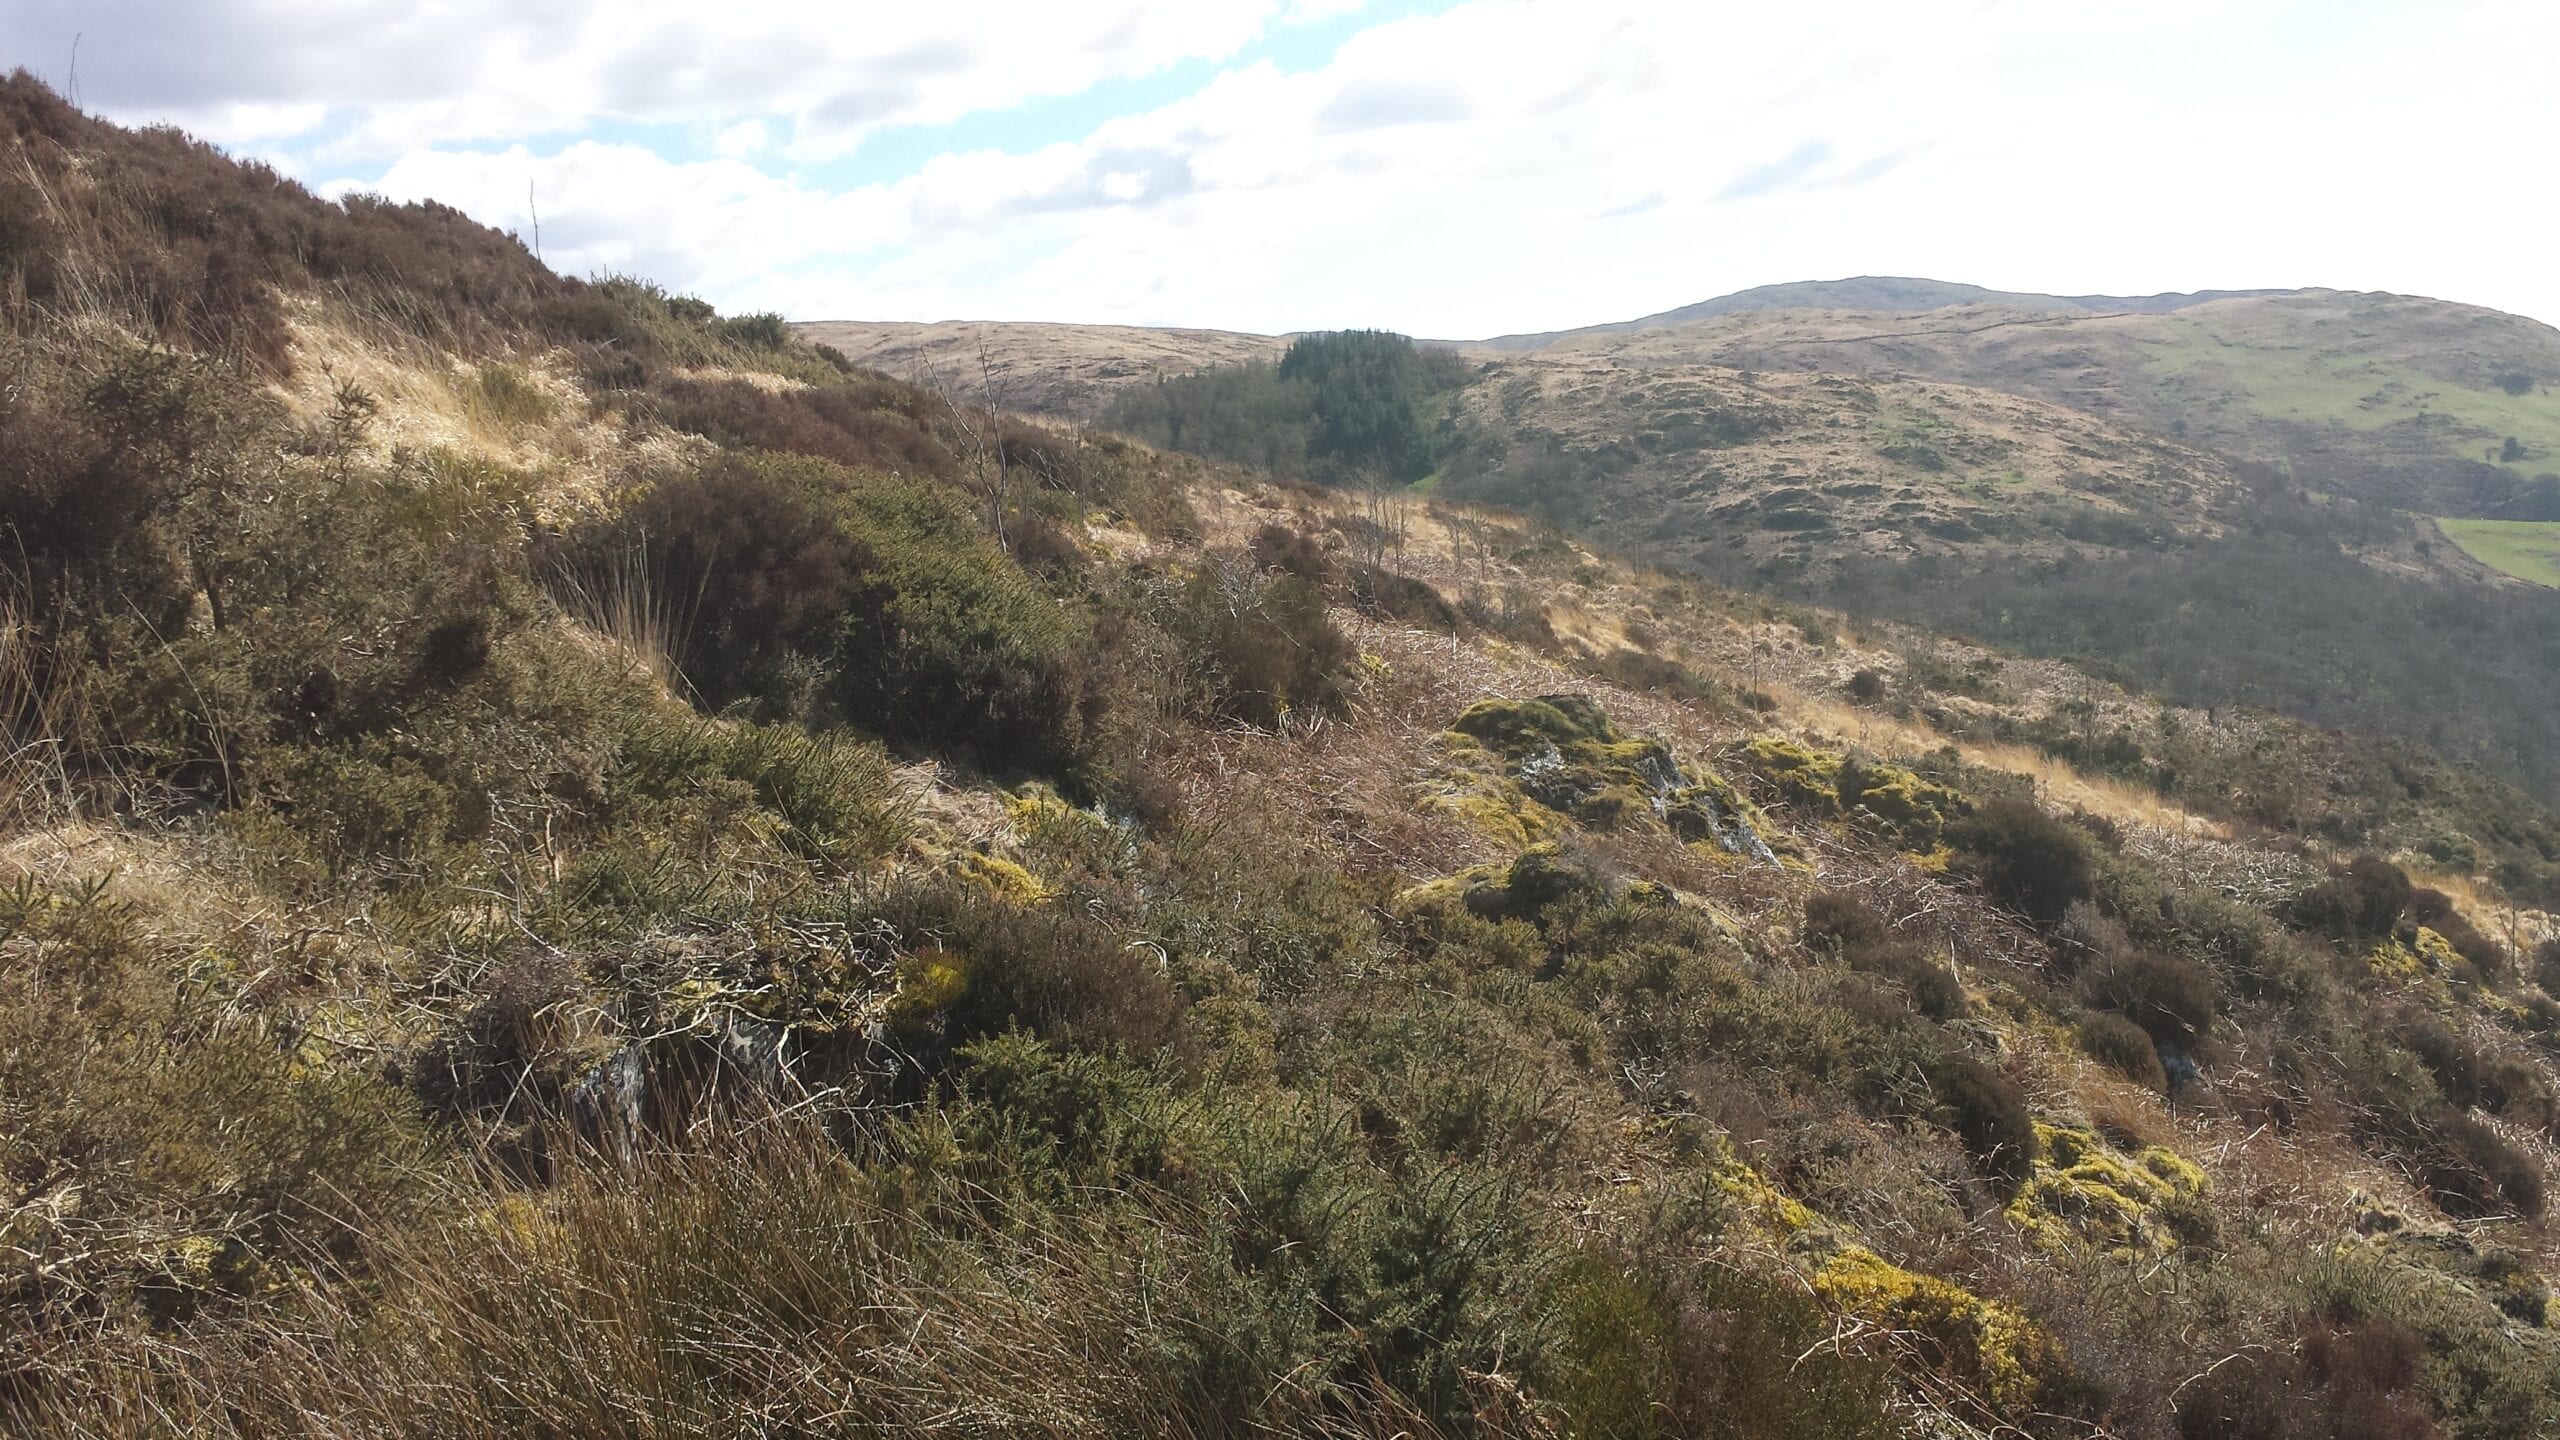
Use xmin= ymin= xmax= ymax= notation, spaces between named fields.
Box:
xmin=1926 ymin=1053 xmax=2036 ymax=1186
xmin=1802 ymin=891 xmax=1964 ymax=1020
xmin=1249 ymin=521 xmax=1333 ymax=583
xmin=2178 ymin=1315 xmax=2444 ymax=1440
xmin=2075 ymin=1011 xmax=2169 ymax=1090
xmin=651 ymin=372 xmax=951 ymax=477
xmin=1167 ymin=562 xmax=1356 ymax=728
xmin=2421 ymin=1108 xmax=2545 ymax=1218
xmin=881 ymin=879 xmax=1182 ymax=1056
xmin=2291 ymin=854 xmax=2414 ymax=941
xmin=2080 ymin=951 xmax=2217 ymax=1050
xmin=1350 ymin=564 xmax=1460 ymax=630
xmin=559 ymin=453 xmax=862 ymax=709
xmin=1945 ymin=797 xmax=2094 ymax=926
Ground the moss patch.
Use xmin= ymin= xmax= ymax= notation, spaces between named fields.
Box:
xmin=1739 ymin=736 xmax=1969 ymax=853
xmin=1427 ymin=695 xmax=1780 ymax=861
xmin=1391 ymin=843 xmax=1630 ymax=923
xmin=2005 ymin=1122 xmax=2208 ymax=1255
xmin=1812 ymin=1244 xmax=2058 ymax=1416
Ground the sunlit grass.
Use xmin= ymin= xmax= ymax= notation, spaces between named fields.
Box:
xmin=2436 ymin=517 xmax=2560 ymax=586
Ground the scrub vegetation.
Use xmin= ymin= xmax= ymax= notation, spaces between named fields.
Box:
xmin=7 ymin=74 xmax=2560 ymax=1440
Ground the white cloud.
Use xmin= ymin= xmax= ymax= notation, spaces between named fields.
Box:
xmin=7 ymin=0 xmax=1290 ymax=158
xmin=27 ymin=0 xmax=2560 ymax=332
xmin=712 ymin=120 xmax=769 ymax=160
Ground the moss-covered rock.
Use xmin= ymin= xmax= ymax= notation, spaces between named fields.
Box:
xmin=1427 ymin=695 xmax=1780 ymax=861
xmin=2005 ymin=1122 xmax=2209 ymax=1255
xmin=1392 ymin=843 xmax=1613 ymax=922
xmin=1740 ymin=735 xmax=1969 ymax=853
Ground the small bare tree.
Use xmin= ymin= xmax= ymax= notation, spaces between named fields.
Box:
xmin=911 ymin=331 xmax=1013 ymax=547
xmin=1352 ymin=466 xmax=1412 ymax=574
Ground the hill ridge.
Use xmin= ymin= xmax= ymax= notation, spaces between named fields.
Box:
xmin=1478 ymin=274 xmax=2309 ymax=350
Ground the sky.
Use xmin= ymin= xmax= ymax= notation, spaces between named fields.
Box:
xmin=7 ymin=0 xmax=2557 ymax=336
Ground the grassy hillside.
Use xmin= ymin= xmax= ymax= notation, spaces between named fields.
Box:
xmin=1436 ymin=352 xmax=2235 ymax=564
xmin=11 ymin=77 xmax=2560 ymax=1440
xmin=1538 ymin=290 xmax=2560 ymax=512
xmin=2440 ymin=518 xmax=2560 ymax=587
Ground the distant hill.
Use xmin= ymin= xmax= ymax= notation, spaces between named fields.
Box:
xmin=1478 ymin=275 xmax=2301 ymax=350
xmin=1525 ymin=288 xmax=2560 ymax=517
xmin=794 ymin=318 xmax=1285 ymax=420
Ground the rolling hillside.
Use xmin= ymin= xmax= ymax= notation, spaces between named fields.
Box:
xmin=1525 ymin=288 xmax=2560 ymax=518
xmin=796 ymin=317 xmax=1284 ymax=420
xmin=900 ymin=281 xmax=2560 ymax=804
xmin=13 ymin=77 xmax=2560 ymax=1440
xmin=1478 ymin=275 xmax=2301 ymax=351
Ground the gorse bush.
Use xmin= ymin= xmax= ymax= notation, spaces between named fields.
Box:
xmin=561 ymin=454 xmax=1093 ymax=772
xmin=0 ymin=877 xmax=432 ymax=1329
xmin=831 ymin=475 xmax=1091 ymax=769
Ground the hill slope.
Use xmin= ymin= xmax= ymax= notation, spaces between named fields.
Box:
xmin=795 ymin=317 xmax=1284 ymax=420
xmin=1480 ymin=275 xmax=2301 ymax=350
xmin=1530 ymin=288 xmax=2560 ymax=516
xmin=10 ymin=77 xmax=2560 ymax=1440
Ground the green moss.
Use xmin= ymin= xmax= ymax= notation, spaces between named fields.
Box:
xmin=950 ymin=850 xmax=1055 ymax=905
xmin=1418 ymin=777 xmax=1567 ymax=848
xmin=1744 ymin=737 xmax=1844 ymax=805
xmin=1448 ymin=694 xmax=1618 ymax=749
xmin=1712 ymin=1154 xmax=1820 ymax=1236
xmin=2411 ymin=926 xmax=2466 ymax=973
xmin=1812 ymin=1245 xmax=2057 ymax=1416
xmin=1429 ymin=695 xmax=1781 ymax=860
xmin=2368 ymin=937 xmax=2431 ymax=984
xmin=1738 ymin=735 xmax=1968 ymax=852
xmin=887 ymin=946 xmax=971 ymax=1031
xmin=2005 ymin=1122 xmax=2208 ymax=1255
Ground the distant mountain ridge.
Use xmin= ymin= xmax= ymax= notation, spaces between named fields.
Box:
xmin=1477 ymin=275 xmax=2304 ymax=350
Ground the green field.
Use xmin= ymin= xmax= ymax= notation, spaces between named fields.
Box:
xmin=2436 ymin=517 xmax=2560 ymax=586
xmin=2135 ymin=311 xmax=2560 ymax=470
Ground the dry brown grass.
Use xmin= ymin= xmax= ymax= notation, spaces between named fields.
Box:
xmin=274 ymin=301 xmax=700 ymax=522
xmin=795 ymin=318 xmax=1286 ymax=421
